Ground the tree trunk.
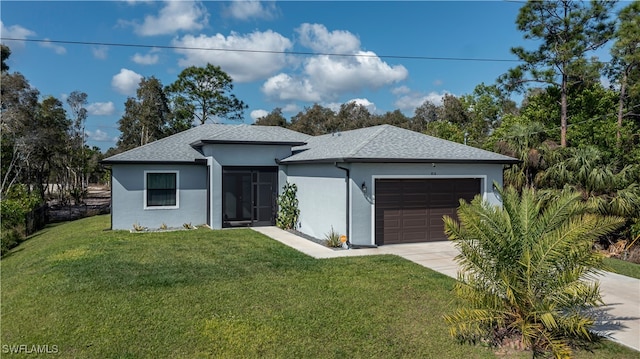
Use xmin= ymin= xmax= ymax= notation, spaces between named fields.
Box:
xmin=561 ymin=71 xmax=568 ymax=147
xmin=617 ymin=70 xmax=627 ymax=147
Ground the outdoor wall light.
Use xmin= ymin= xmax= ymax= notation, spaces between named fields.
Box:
xmin=361 ymin=181 xmax=367 ymax=193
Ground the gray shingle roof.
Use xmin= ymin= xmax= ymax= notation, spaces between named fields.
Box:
xmin=103 ymin=124 xmax=517 ymax=164
xmin=280 ymin=125 xmax=519 ymax=164
xmin=102 ymin=124 xmax=311 ymax=163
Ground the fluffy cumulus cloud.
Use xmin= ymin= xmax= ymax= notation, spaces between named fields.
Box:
xmin=0 ymin=21 xmax=35 ymax=48
xmin=393 ymin=87 xmax=448 ymax=112
xmin=262 ymin=23 xmax=407 ymax=103
xmin=297 ymin=23 xmax=360 ymax=54
xmin=326 ymin=98 xmax=376 ymax=113
xmin=225 ymin=0 xmax=278 ymax=20
xmin=39 ymin=38 xmax=66 ymax=55
xmin=281 ymin=103 xmax=299 ymax=114
xmin=262 ymin=73 xmax=322 ymax=102
xmin=86 ymin=129 xmax=111 ymax=142
xmin=250 ymin=109 xmax=269 ymax=122
xmin=173 ymin=30 xmax=292 ymax=82
xmin=111 ymin=68 xmax=143 ymax=95
xmin=348 ymin=98 xmax=377 ymax=113
xmin=86 ymin=102 xmax=116 ymax=116
xmin=132 ymin=52 xmax=159 ymax=65
xmin=132 ymin=1 xmax=208 ymax=36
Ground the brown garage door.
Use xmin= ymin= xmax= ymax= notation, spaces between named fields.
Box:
xmin=375 ymin=178 xmax=480 ymax=245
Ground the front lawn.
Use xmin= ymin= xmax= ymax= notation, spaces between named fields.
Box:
xmin=603 ymin=257 xmax=640 ymax=280
xmin=1 ymin=215 xmax=636 ymax=358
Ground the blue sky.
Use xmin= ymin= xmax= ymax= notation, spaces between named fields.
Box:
xmin=0 ymin=1 xmax=617 ymax=150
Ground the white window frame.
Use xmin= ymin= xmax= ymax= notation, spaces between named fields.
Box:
xmin=144 ymin=170 xmax=179 ymax=210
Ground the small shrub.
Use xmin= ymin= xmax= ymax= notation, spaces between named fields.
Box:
xmin=1 ymin=228 xmax=22 ymax=256
xmin=324 ymin=227 xmax=342 ymax=248
xmin=276 ymin=182 xmax=300 ymax=230
xmin=160 ymin=223 xmax=168 ymax=230
xmin=132 ymin=222 xmax=146 ymax=232
xmin=183 ymin=223 xmax=193 ymax=230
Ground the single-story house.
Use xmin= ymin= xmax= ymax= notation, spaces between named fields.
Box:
xmin=102 ymin=124 xmax=518 ymax=246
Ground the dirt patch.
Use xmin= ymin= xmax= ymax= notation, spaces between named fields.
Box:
xmin=48 ymin=185 xmax=111 ymax=223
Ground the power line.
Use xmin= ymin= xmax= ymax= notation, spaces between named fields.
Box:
xmin=0 ymin=37 xmax=524 ymax=63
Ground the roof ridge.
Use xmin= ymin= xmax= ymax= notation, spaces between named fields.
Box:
xmin=346 ymin=125 xmax=389 ymax=157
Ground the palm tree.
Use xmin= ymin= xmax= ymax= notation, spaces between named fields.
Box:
xmin=443 ymin=186 xmax=624 ymax=358
xmin=537 ymin=147 xmax=640 ymax=241
xmin=493 ymin=121 xmax=549 ymax=189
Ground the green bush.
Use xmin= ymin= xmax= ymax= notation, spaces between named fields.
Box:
xmin=1 ymin=184 xmax=42 ymax=255
xmin=276 ymin=182 xmax=299 ymax=230
xmin=1 ymin=228 xmax=22 ymax=256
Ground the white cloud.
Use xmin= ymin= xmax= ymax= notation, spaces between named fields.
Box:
xmin=226 ymin=1 xmax=278 ymax=20
xmin=282 ymin=103 xmax=299 ymax=113
xmin=433 ymin=79 xmax=443 ymax=86
xmin=92 ymin=46 xmax=108 ymax=60
xmin=39 ymin=38 xmax=66 ymax=55
xmin=347 ymin=98 xmax=376 ymax=113
xmin=262 ymin=24 xmax=407 ymax=103
xmin=262 ymin=73 xmax=322 ymax=102
xmin=250 ymin=109 xmax=269 ymax=121
xmin=132 ymin=52 xmax=159 ymax=65
xmin=111 ymin=68 xmax=143 ymax=95
xmin=303 ymin=51 xmax=407 ymax=94
xmin=87 ymin=102 xmax=116 ymax=116
xmin=0 ymin=21 xmax=35 ymax=47
xmin=173 ymin=30 xmax=292 ymax=82
xmin=394 ymin=88 xmax=448 ymax=112
xmin=86 ymin=129 xmax=111 ymax=142
xmin=326 ymin=98 xmax=377 ymax=113
xmin=133 ymin=1 xmax=208 ymax=36
xmin=297 ymin=23 xmax=360 ymax=54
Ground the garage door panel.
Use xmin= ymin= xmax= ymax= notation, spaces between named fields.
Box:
xmin=375 ymin=178 xmax=480 ymax=245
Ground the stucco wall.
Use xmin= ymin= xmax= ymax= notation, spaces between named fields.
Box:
xmin=202 ymin=144 xmax=293 ymax=228
xmin=285 ymin=164 xmax=347 ymax=240
xmin=348 ymin=162 xmax=505 ymax=245
xmin=111 ymin=164 xmax=207 ymax=230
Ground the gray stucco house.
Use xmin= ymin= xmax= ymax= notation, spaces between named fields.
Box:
xmin=103 ymin=124 xmax=518 ymax=246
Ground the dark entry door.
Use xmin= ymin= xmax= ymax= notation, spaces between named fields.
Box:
xmin=223 ymin=167 xmax=278 ymax=227
xmin=375 ymin=178 xmax=480 ymax=245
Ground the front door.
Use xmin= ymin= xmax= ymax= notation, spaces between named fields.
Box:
xmin=222 ymin=167 xmax=278 ymax=227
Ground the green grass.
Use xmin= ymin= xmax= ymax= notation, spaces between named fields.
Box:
xmin=1 ymin=216 xmax=637 ymax=358
xmin=604 ymin=257 xmax=640 ymax=279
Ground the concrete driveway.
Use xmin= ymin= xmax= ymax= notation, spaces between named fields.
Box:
xmin=252 ymin=226 xmax=640 ymax=352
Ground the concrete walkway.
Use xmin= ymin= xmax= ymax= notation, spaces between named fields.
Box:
xmin=252 ymin=226 xmax=640 ymax=352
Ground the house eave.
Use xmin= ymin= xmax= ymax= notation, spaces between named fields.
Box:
xmin=280 ymin=157 xmax=521 ymax=165
xmin=100 ymin=159 xmax=208 ymax=166
xmin=190 ymin=140 xmax=308 ymax=148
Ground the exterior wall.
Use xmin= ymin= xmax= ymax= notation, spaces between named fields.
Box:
xmin=285 ymin=164 xmax=347 ymax=240
xmin=111 ymin=164 xmax=207 ymax=230
xmin=348 ymin=162 xmax=505 ymax=246
xmin=202 ymin=144 xmax=293 ymax=228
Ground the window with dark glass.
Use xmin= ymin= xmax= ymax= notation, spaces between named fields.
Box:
xmin=146 ymin=172 xmax=177 ymax=207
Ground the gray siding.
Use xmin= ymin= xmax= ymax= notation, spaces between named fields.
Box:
xmin=111 ymin=164 xmax=207 ymax=230
xmin=286 ymin=164 xmax=347 ymax=241
xmin=348 ymin=162 xmax=504 ymax=246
